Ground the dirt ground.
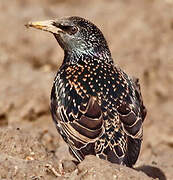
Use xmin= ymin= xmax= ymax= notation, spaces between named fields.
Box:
xmin=0 ymin=0 xmax=173 ymax=179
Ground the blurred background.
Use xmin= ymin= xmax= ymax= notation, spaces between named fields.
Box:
xmin=0 ymin=0 xmax=172 ymax=179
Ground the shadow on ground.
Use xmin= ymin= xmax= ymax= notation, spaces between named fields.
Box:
xmin=136 ymin=165 xmax=167 ymax=180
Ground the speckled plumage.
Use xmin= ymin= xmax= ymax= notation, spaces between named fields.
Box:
xmin=27 ymin=16 xmax=146 ymax=167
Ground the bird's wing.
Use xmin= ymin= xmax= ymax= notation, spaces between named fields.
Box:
xmin=114 ymin=75 xmax=146 ymax=166
xmin=116 ymin=75 xmax=146 ymax=140
xmin=117 ymin=99 xmax=143 ymax=139
xmin=51 ymin=86 xmax=104 ymax=160
xmin=58 ymin=96 xmax=103 ymax=143
xmin=132 ymin=77 xmax=147 ymax=121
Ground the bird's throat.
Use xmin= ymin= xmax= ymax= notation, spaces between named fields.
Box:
xmin=63 ymin=47 xmax=113 ymax=65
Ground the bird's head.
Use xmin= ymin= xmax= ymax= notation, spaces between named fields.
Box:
xmin=26 ymin=16 xmax=112 ymax=64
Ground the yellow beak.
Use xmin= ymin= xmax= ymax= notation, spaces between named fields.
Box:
xmin=25 ymin=20 xmax=61 ymax=34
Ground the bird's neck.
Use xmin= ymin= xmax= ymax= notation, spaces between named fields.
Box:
xmin=63 ymin=47 xmax=113 ymax=65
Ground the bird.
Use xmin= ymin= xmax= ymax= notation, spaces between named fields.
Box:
xmin=26 ymin=16 xmax=146 ymax=167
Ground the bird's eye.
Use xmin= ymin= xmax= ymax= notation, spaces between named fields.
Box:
xmin=70 ymin=26 xmax=78 ymax=34
xmin=57 ymin=24 xmax=78 ymax=35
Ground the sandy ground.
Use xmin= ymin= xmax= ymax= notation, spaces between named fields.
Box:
xmin=0 ymin=0 xmax=173 ymax=179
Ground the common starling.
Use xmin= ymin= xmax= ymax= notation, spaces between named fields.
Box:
xmin=26 ymin=16 xmax=146 ymax=167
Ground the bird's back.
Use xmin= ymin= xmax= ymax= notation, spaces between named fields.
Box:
xmin=50 ymin=56 xmax=146 ymax=167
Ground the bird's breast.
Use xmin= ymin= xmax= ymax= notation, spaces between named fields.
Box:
xmin=55 ymin=59 xmax=130 ymax=119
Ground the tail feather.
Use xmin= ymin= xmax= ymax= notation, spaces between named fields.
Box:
xmin=123 ymin=136 xmax=141 ymax=167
